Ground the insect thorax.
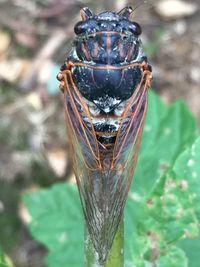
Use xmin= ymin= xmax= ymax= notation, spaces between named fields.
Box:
xmin=66 ymin=10 xmax=148 ymax=146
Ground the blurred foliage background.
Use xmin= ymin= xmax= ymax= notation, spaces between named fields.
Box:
xmin=0 ymin=0 xmax=199 ymax=266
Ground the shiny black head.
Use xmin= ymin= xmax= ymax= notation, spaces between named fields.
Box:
xmin=68 ymin=7 xmax=149 ymax=105
xmin=74 ymin=7 xmax=141 ymax=36
xmin=72 ymin=7 xmax=143 ymax=64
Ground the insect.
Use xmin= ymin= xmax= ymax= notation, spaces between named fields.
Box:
xmin=57 ymin=6 xmax=152 ymax=264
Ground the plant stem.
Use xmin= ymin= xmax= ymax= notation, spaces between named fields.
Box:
xmin=85 ymin=219 xmax=124 ymax=267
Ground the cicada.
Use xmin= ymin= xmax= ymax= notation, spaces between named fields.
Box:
xmin=57 ymin=6 xmax=152 ymax=264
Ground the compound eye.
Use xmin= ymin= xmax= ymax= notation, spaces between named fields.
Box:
xmin=74 ymin=21 xmax=87 ymax=35
xmin=128 ymin=22 xmax=142 ymax=35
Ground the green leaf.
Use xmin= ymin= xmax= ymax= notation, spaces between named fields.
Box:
xmin=0 ymin=248 xmax=13 ymax=267
xmin=177 ymin=236 xmax=200 ymax=267
xmin=173 ymin=137 xmax=200 ymax=233
xmin=23 ymin=92 xmax=200 ymax=267
xmin=23 ymin=183 xmax=83 ymax=267
xmin=156 ymin=246 xmax=188 ymax=267
xmin=133 ymin=91 xmax=198 ymax=196
xmin=125 ymin=137 xmax=200 ymax=266
xmin=140 ymin=90 xmax=168 ymax=153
